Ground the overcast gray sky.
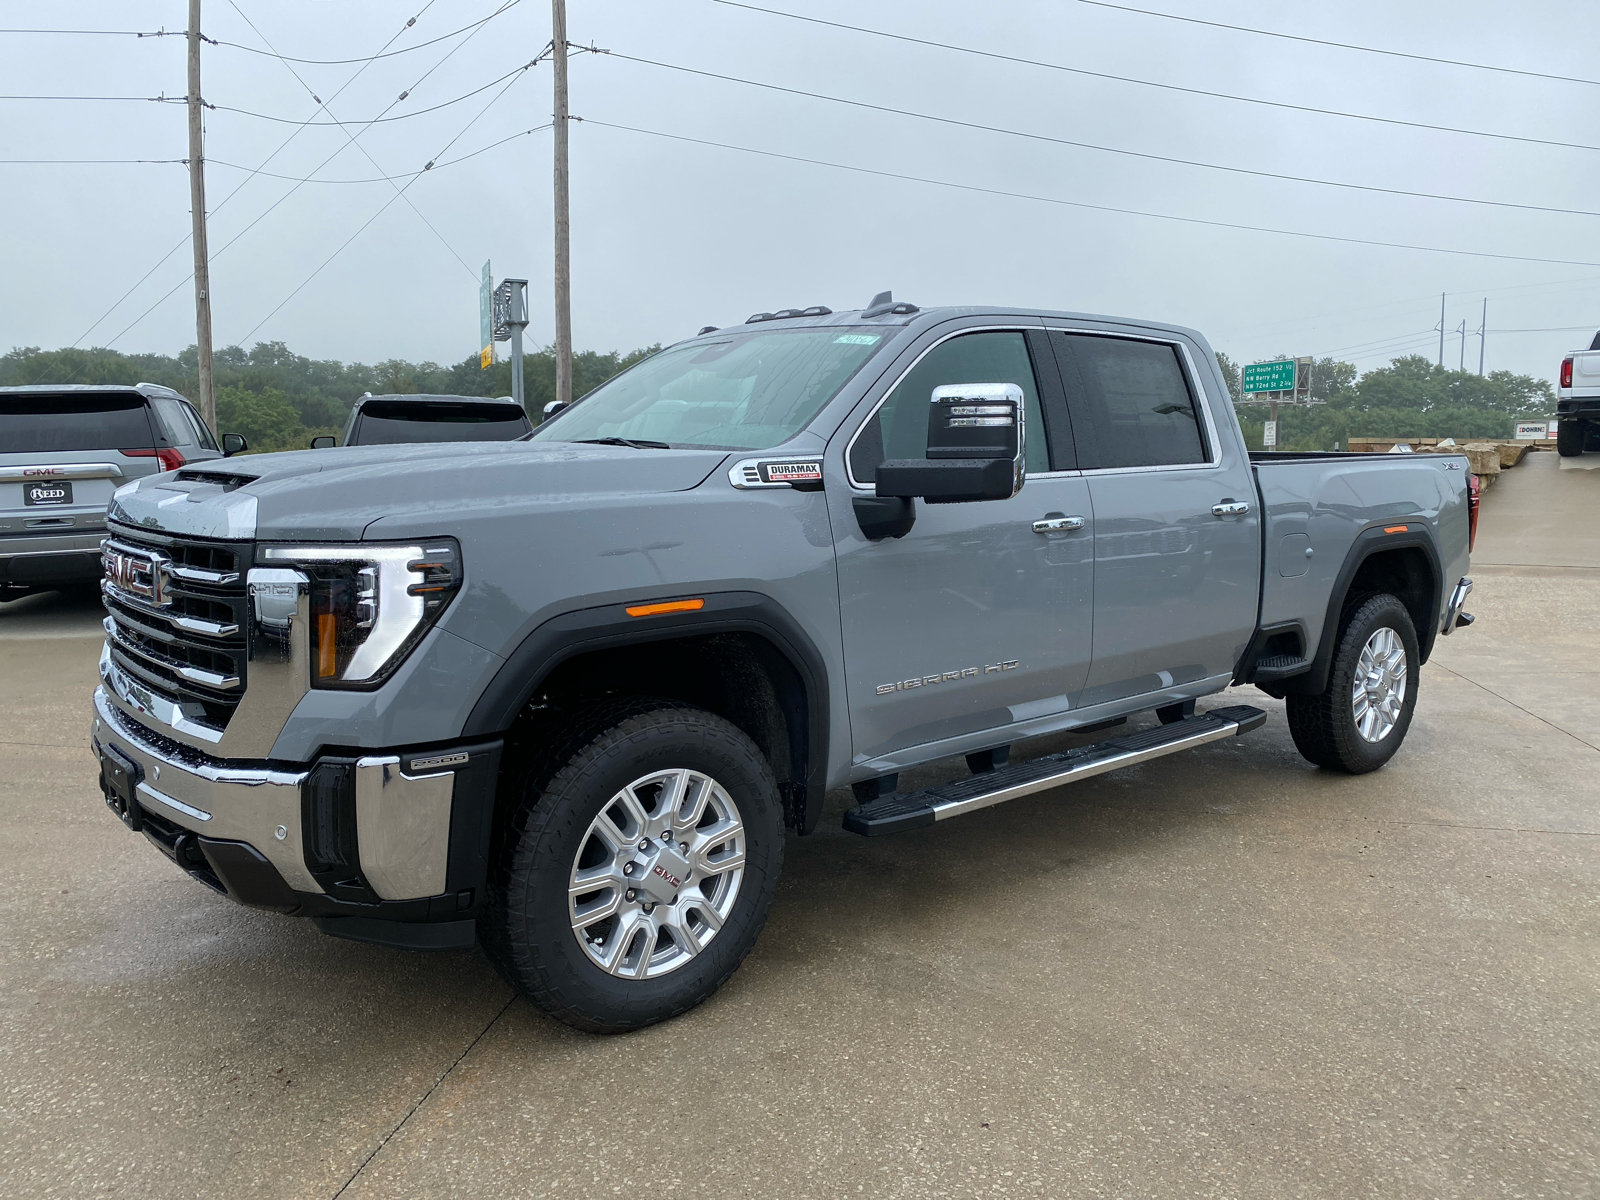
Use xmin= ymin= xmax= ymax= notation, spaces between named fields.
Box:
xmin=4 ymin=0 xmax=1597 ymax=384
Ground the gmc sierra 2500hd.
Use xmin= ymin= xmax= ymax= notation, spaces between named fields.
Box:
xmin=89 ymin=294 xmax=1476 ymax=1032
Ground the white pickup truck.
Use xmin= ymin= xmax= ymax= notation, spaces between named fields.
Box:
xmin=1557 ymin=332 xmax=1600 ymax=456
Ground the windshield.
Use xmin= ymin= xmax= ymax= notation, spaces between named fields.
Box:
xmin=531 ymin=327 xmax=886 ymax=450
xmin=0 ymin=393 xmax=156 ymax=453
xmin=352 ymin=401 xmax=531 ymax=445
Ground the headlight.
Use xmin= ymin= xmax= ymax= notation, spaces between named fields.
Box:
xmin=257 ymin=539 xmax=462 ymax=688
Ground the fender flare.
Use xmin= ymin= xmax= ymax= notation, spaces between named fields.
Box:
xmin=1284 ymin=525 xmax=1443 ymax=696
xmin=461 ymin=591 xmax=832 ymax=833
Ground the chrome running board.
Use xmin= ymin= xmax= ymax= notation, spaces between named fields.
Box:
xmin=843 ymin=705 xmax=1267 ymax=836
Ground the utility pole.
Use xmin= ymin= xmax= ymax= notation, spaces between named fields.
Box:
xmin=1457 ymin=320 xmax=1467 ymax=372
xmin=551 ymin=0 xmax=572 ymax=410
xmin=187 ymin=0 xmax=216 ymax=432
xmin=1436 ymin=292 xmax=1445 ymax=368
xmin=1478 ymin=298 xmax=1487 ymax=375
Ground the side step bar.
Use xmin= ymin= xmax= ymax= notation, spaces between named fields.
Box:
xmin=843 ymin=705 xmax=1268 ymax=836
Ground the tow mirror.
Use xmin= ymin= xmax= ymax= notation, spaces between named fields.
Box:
xmin=221 ymin=432 xmax=248 ymax=457
xmin=310 ymin=435 xmax=336 ymax=449
xmin=875 ymin=383 xmax=1025 ymax=504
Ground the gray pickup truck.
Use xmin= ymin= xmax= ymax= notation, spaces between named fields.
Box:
xmin=89 ymin=296 xmax=1476 ymax=1032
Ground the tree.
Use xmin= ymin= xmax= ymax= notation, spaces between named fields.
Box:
xmin=215 ymin=385 xmax=306 ymax=451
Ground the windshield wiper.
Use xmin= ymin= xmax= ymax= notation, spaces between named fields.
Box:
xmin=573 ymin=437 xmax=672 ymax=449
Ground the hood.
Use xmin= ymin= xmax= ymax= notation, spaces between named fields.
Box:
xmin=108 ymin=440 xmax=729 ymax=541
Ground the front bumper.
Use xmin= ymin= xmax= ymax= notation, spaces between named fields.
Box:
xmin=89 ymin=687 xmax=500 ymax=947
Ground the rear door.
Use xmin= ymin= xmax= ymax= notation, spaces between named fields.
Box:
xmin=1045 ymin=330 xmax=1260 ymax=706
xmin=0 ymin=391 xmax=162 ymax=538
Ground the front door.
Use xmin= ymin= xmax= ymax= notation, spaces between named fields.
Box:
xmin=1045 ymin=330 xmax=1260 ymax=707
xmin=830 ymin=326 xmax=1095 ymax=770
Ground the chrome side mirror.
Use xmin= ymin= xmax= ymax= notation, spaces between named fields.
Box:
xmin=542 ymin=399 xmax=569 ymax=422
xmin=875 ymin=383 xmax=1025 ymax=503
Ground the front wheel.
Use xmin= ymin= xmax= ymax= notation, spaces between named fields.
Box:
xmin=482 ymin=703 xmax=784 ymax=1033
xmin=1287 ymin=594 xmax=1419 ymax=774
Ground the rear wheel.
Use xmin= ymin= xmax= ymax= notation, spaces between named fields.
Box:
xmin=1556 ymin=420 xmax=1585 ymax=457
xmin=482 ymin=703 xmax=784 ymax=1033
xmin=1287 ymin=594 xmax=1419 ymax=774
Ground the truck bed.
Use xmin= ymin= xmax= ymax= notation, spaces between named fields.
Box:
xmin=1251 ymin=451 xmax=1472 ymax=681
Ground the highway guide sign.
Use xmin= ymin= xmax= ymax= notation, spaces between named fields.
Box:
xmin=1242 ymin=359 xmax=1296 ymax=395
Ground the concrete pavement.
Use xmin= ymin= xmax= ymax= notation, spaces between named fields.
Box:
xmin=1 ymin=454 xmax=1595 ymax=1199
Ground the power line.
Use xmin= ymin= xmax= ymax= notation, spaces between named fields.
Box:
xmin=234 ymin=86 xmax=545 ymax=345
xmin=205 ymin=125 xmax=555 ymax=184
xmin=0 ymin=28 xmax=187 ymax=38
xmin=579 ymin=118 xmax=1600 ymax=271
xmin=1077 ymin=1 xmax=1600 ymax=89
xmin=222 ymin=0 xmax=528 ymax=279
xmin=210 ymin=2 xmax=519 ymax=64
xmin=0 ymin=94 xmax=180 ymax=102
xmin=54 ymin=0 xmax=448 ymax=362
xmin=2 ymin=158 xmax=185 ymax=164
xmin=709 ymin=1 xmax=1597 ymax=156
xmin=207 ymin=61 xmax=539 ymax=127
xmin=607 ymin=52 xmax=1600 ymax=220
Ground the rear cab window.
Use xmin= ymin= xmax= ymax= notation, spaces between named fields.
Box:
xmin=1048 ymin=334 xmax=1209 ymax=469
xmin=351 ymin=401 xmax=532 ymax=445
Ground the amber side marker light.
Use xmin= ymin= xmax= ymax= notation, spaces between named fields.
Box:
xmin=625 ymin=598 xmax=705 ymax=618
xmin=1384 ymin=525 xmax=1409 ymax=534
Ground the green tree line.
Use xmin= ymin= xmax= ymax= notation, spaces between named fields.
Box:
xmin=1213 ymin=352 xmax=1554 ymax=451
xmin=0 ymin=341 xmax=658 ymax=453
xmin=2 ymin=341 xmax=1554 ymax=455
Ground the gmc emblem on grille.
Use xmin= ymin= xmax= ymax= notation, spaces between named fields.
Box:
xmin=103 ymin=545 xmax=172 ymax=607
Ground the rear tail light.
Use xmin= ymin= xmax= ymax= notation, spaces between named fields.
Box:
xmin=1467 ymin=474 xmax=1481 ymax=552
xmin=1560 ymin=357 xmax=1573 ymax=389
xmin=122 ymin=447 xmax=187 ymax=473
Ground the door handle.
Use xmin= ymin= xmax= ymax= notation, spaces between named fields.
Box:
xmin=1212 ymin=501 xmax=1250 ymax=518
xmin=1033 ymin=515 xmax=1086 ymax=533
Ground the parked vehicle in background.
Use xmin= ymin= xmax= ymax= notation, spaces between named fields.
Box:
xmin=317 ymin=393 xmax=533 ymax=448
xmin=89 ymin=297 xmax=1475 ymax=1033
xmin=1556 ymin=331 xmax=1600 ymax=456
xmin=0 ymin=383 xmax=243 ymax=600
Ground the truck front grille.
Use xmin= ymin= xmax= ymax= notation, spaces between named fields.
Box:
xmin=102 ymin=524 xmax=252 ymax=734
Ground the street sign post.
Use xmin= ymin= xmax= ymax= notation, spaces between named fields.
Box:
xmin=493 ymin=278 xmax=529 ymax=409
xmin=479 ymin=261 xmax=494 ymax=370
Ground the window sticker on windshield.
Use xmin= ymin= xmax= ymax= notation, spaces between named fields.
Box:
xmin=834 ymin=334 xmax=881 ymax=345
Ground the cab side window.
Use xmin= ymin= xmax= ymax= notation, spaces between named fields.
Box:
xmin=1051 ymin=334 xmax=1208 ymax=470
xmin=849 ymin=331 xmax=1051 ymax=483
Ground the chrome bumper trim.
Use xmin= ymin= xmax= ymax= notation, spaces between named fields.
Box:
xmin=1441 ymin=575 xmax=1474 ymax=634
xmin=90 ymin=687 xmax=319 ymax=893
xmin=355 ymin=756 xmax=455 ymax=901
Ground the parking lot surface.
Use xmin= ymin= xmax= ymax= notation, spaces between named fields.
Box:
xmin=2 ymin=449 xmax=1595 ymax=1199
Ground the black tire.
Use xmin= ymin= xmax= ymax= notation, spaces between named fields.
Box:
xmin=482 ymin=702 xmax=784 ymax=1033
xmin=1556 ymin=420 xmax=1584 ymax=457
xmin=1286 ymin=594 xmax=1419 ymax=774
